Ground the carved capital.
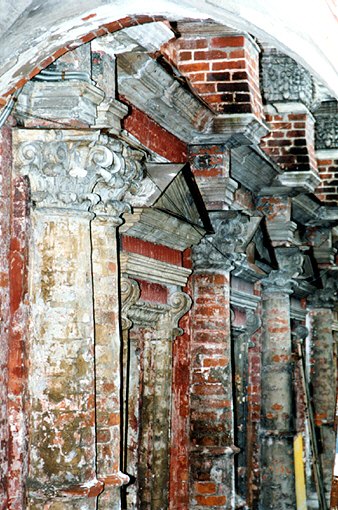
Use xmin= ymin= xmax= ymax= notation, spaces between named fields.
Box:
xmin=261 ymin=269 xmax=294 ymax=294
xmin=261 ymin=49 xmax=313 ymax=108
xmin=192 ymin=211 xmax=261 ymax=271
xmin=14 ymin=129 xmax=145 ymax=219
xmin=126 ymin=291 xmax=192 ymax=339
xmin=308 ymin=273 xmax=338 ymax=308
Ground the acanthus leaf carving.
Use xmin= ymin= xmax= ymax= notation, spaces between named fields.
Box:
xmin=15 ymin=129 xmax=146 ymax=219
xmin=192 ymin=211 xmax=261 ymax=272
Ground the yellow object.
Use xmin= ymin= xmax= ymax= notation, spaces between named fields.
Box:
xmin=294 ymin=433 xmax=307 ymax=510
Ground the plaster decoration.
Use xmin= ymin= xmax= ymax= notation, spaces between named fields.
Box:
xmin=275 ymin=247 xmax=305 ymax=278
xmin=120 ymin=277 xmax=140 ymax=331
xmin=14 ymin=129 xmax=145 ymax=217
xmin=308 ymin=273 xmax=338 ymax=308
xmin=127 ymin=291 xmax=191 ymax=338
xmin=315 ymin=100 xmax=338 ymax=151
xmin=230 ymin=289 xmax=261 ymax=311
xmin=261 ymin=269 xmax=295 ymax=294
xmin=261 ymin=49 xmax=314 ymax=108
xmin=277 ymin=170 xmax=321 ymax=193
xmin=120 ymin=252 xmax=192 ymax=287
xmin=192 ymin=211 xmax=261 ymax=271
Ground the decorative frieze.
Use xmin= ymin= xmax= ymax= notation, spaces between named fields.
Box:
xmin=13 ymin=129 xmax=146 ymax=219
xmin=261 ymin=48 xmax=313 ymax=108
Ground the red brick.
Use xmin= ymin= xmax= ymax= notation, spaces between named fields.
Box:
xmin=196 ymin=495 xmax=227 ymax=506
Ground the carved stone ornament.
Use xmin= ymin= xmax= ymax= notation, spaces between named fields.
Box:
xmin=127 ymin=291 xmax=192 ymax=339
xmin=262 ymin=247 xmax=305 ymax=294
xmin=261 ymin=50 xmax=313 ymax=108
xmin=192 ymin=212 xmax=260 ymax=271
xmin=308 ymin=273 xmax=338 ymax=308
xmin=14 ymin=129 xmax=146 ymax=218
xmin=315 ymin=101 xmax=338 ymax=150
xmin=120 ymin=277 xmax=140 ymax=331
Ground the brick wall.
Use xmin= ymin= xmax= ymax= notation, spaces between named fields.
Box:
xmin=162 ymin=31 xmax=263 ymax=118
xmin=315 ymin=158 xmax=338 ymax=205
xmin=260 ymin=113 xmax=317 ymax=173
xmin=121 ymin=98 xmax=187 ymax=162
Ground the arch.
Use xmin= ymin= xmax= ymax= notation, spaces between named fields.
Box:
xmin=0 ymin=0 xmax=338 ymax=105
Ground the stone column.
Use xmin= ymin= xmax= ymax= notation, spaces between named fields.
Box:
xmin=259 ymin=265 xmax=297 ymax=510
xmin=13 ymin=129 xmax=145 ymax=509
xmin=308 ymin=276 xmax=337 ymax=501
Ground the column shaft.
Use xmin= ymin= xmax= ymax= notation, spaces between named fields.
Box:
xmin=260 ymin=289 xmax=296 ymax=509
xmin=27 ymin=210 xmax=100 ymax=508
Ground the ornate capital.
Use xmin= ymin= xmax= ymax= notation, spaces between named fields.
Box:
xmin=261 ymin=269 xmax=294 ymax=294
xmin=262 ymin=247 xmax=305 ymax=294
xmin=125 ymin=291 xmax=192 ymax=339
xmin=192 ymin=211 xmax=261 ymax=271
xmin=308 ymin=273 xmax=338 ymax=308
xmin=261 ymin=49 xmax=313 ymax=108
xmin=14 ymin=129 xmax=145 ymax=218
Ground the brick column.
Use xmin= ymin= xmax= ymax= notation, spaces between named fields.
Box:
xmin=163 ymin=21 xmax=263 ymax=119
xmin=308 ymin=278 xmax=337 ymax=500
xmin=190 ymin=212 xmax=237 ymax=509
xmin=260 ymin=268 xmax=296 ymax=509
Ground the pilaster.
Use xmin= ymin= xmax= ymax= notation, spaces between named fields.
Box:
xmin=13 ymin=128 xmax=145 ymax=509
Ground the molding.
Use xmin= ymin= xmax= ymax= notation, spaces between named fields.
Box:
xmin=290 ymin=304 xmax=307 ymax=321
xmin=277 ymin=170 xmax=321 ymax=193
xmin=15 ymin=80 xmax=104 ymax=126
xmin=315 ymin=149 xmax=338 ymax=159
xmin=230 ymin=289 xmax=260 ymax=311
xmin=120 ymin=252 xmax=192 ymax=287
xmin=117 ymin=52 xmax=268 ymax=145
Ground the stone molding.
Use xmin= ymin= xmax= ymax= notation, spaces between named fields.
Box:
xmin=261 ymin=48 xmax=313 ymax=108
xmin=262 ymin=247 xmax=305 ymax=294
xmin=120 ymin=252 xmax=192 ymax=287
xmin=230 ymin=289 xmax=261 ymax=311
xmin=13 ymin=129 xmax=146 ymax=218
